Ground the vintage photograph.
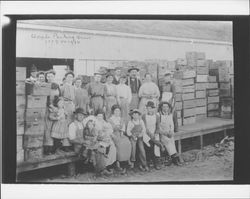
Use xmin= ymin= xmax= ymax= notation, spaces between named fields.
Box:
xmin=16 ymin=19 xmax=234 ymax=183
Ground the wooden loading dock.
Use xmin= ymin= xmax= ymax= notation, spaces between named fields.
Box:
xmin=17 ymin=117 xmax=234 ymax=176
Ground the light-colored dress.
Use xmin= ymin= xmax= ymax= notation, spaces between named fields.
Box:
xmin=105 ymin=83 xmax=118 ymax=119
xmin=138 ymin=81 xmax=160 ymax=115
xmin=108 ymin=116 xmax=132 ymax=162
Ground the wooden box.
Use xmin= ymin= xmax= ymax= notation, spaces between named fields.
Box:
xmin=183 ymin=108 xmax=196 ymax=117
xmin=25 ymin=108 xmax=46 ymax=122
xmin=182 ymin=85 xmax=195 ymax=93
xmin=220 ymin=111 xmax=232 ymax=119
xmin=197 ymin=52 xmax=206 ymax=60
xmin=205 ymin=60 xmax=213 ymax=69
xmin=175 ymin=93 xmax=182 ymax=102
xmin=24 ymin=147 xmax=43 ymax=162
xmin=219 ymin=82 xmax=230 ymax=90
xmin=196 ymin=66 xmax=208 ymax=75
xmin=16 ymin=95 xmax=26 ymax=109
xmin=195 ymin=98 xmax=207 ymax=107
xmin=207 ymin=110 xmax=220 ymax=117
xmin=17 ymin=135 xmax=23 ymax=150
xmin=183 ymin=99 xmax=196 ymax=109
xmin=17 ymin=149 xmax=25 ymax=163
xmin=23 ymin=135 xmax=44 ymax=148
xmin=221 ymin=104 xmax=232 ymax=112
xmin=183 ymin=70 xmax=196 ymax=79
xmin=27 ymin=95 xmax=47 ymax=109
xmin=173 ymin=71 xmax=183 ymax=79
xmin=183 ymin=116 xmax=196 ymax=125
xmin=17 ymin=120 xmax=25 ymax=135
xmin=31 ymin=83 xmax=51 ymax=96
xmin=25 ymin=121 xmax=45 ymax=135
xmin=208 ymin=82 xmax=218 ymax=89
xmin=195 ymin=90 xmax=206 ymax=98
xmin=196 ymin=114 xmax=207 ymax=121
xmin=195 ymin=106 xmax=207 ymax=115
xmin=175 ymin=101 xmax=183 ymax=111
xmin=16 ymin=67 xmax=26 ymax=81
xmin=16 ymin=108 xmax=25 ymax=122
xmin=182 ymin=78 xmax=194 ymax=86
xmin=219 ymin=73 xmax=230 ymax=82
xmin=207 ymin=96 xmax=220 ymax=104
xmin=197 ymin=59 xmax=206 ymax=67
xmin=177 ymin=118 xmax=183 ymax=126
xmin=196 ymin=83 xmax=208 ymax=90
xmin=207 ymin=103 xmax=219 ymax=111
xmin=186 ymin=52 xmax=197 ymax=60
xmin=176 ymin=58 xmax=187 ymax=66
xmin=209 ymin=68 xmax=219 ymax=76
xmin=16 ymin=81 xmax=26 ymax=95
xmin=196 ymin=75 xmax=208 ymax=82
xmin=182 ymin=92 xmax=195 ymax=100
xmin=177 ymin=110 xmax=182 ymax=118
xmin=208 ymin=76 xmax=217 ymax=82
xmin=219 ymin=89 xmax=231 ymax=97
xmin=207 ymin=89 xmax=219 ymax=96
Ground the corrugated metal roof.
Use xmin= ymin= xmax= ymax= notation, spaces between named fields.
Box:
xmin=18 ymin=20 xmax=232 ymax=42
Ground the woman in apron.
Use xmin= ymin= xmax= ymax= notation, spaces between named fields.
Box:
xmin=108 ymin=104 xmax=132 ymax=174
xmin=158 ymin=101 xmax=182 ymax=166
xmin=138 ymin=73 xmax=160 ymax=115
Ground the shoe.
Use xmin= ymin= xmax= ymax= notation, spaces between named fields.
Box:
xmin=101 ymin=169 xmax=113 ymax=176
xmin=144 ymin=166 xmax=149 ymax=172
xmin=155 ymin=165 xmax=162 ymax=170
xmin=121 ymin=168 xmax=127 ymax=175
xmin=139 ymin=165 xmax=146 ymax=171
xmin=164 ymin=160 xmax=172 ymax=166
xmin=172 ymin=156 xmax=183 ymax=166
xmin=128 ymin=162 xmax=134 ymax=169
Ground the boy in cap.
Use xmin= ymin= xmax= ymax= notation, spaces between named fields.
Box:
xmin=126 ymin=67 xmax=141 ymax=110
xmin=159 ymin=70 xmax=178 ymax=132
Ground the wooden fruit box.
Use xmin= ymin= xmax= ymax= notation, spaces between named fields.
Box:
xmin=182 ymin=78 xmax=194 ymax=86
xmin=16 ymin=95 xmax=26 ymax=109
xmin=219 ymin=89 xmax=231 ymax=97
xmin=205 ymin=60 xmax=213 ymax=69
xmin=219 ymin=82 xmax=230 ymax=90
xmin=25 ymin=108 xmax=46 ymax=122
xmin=17 ymin=120 xmax=25 ymax=135
xmin=208 ymin=82 xmax=218 ymax=89
xmin=196 ymin=114 xmax=207 ymax=121
xmin=221 ymin=104 xmax=232 ymax=112
xmin=23 ymin=134 xmax=44 ymax=148
xmin=196 ymin=66 xmax=209 ymax=75
xmin=175 ymin=93 xmax=182 ymax=102
xmin=208 ymin=76 xmax=217 ymax=82
xmin=219 ymin=74 xmax=230 ymax=82
xmin=209 ymin=68 xmax=219 ymax=76
xmin=176 ymin=58 xmax=187 ymax=66
xmin=195 ymin=98 xmax=207 ymax=107
xmin=183 ymin=108 xmax=196 ymax=117
xmin=24 ymin=147 xmax=43 ymax=162
xmin=31 ymin=83 xmax=51 ymax=96
xmin=195 ymin=83 xmax=208 ymax=91
xmin=196 ymin=52 xmax=206 ymax=60
xmin=16 ymin=81 xmax=26 ymax=95
xmin=177 ymin=110 xmax=182 ymax=118
xmin=16 ymin=67 xmax=26 ymax=81
xmin=175 ymin=84 xmax=183 ymax=93
xmin=175 ymin=101 xmax=183 ymax=111
xmin=195 ymin=90 xmax=206 ymax=98
xmin=182 ymin=70 xmax=196 ymax=79
xmin=187 ymin=60 xmax=197 ymax=67
xmin=220 ymin=111 xmax=232 ymax=119
xmin=196 ymin=75 xmax=208 ymax=83
xmin=25 ymin=121 xmax=45 ymax=135
xmin=16 ymin=108 xmax=25 ymax=122
xmin=195 ymin=106 xmax=207 ymax=115
xmin=183 ymin=99 xmax=196 ymax=109
xmin=183 ymin=116 xmax=196 ymax=125
xmin=207 ymin=103 xmax=219 ymax=111
xmin=207 ymin=89 xmax=219 ymax=97
xmin=182 ymin=85 xmax=195 ymax=93
xmin=182 ymin=92 xmax=195 ymax=101
xmin=207 ymin=96 xmax=220 ymax=104
xmin=196 ymin=59 xmax=206 ymax=67
xmin=17 ymin=149 xmax=25 ymax=163
xmin=17 ymin=135 xmax=23 ymax=151
xmin=27 ymin=95 xmax=47 ymax=109
xmin=207 ymin=110 xmax=220 ymax=117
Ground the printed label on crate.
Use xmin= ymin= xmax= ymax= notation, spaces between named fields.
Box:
xmin=195 ymin=98 xmax=207 ymax=107
xmin=32 ymin=83 xmax=51 ymax=96
xmin=207 ymin=103 xmax=219 ymax=111
xmin=27 ymin=95 xmax=47 ymax=108
xmin=25 ymin=108 xmax=46 ymax=122
xmin=182 ymin=92 xmax=195 ymax=101
xmin=196 ymin=75 xmax=208 ymax=82
xmin=195 ymin=90 xmax=206 ymax=98
xmin=25 ymin=121 xmax=45 ymax=135
xmin=183 ymin=99 xmax=196 ymax=109
xmin=208 ymin=96 xmax=220 ymax=104
xmin=183 ymin=108 xmax=196 ymax=117
xmin=195 ymin=83 xmax=208 ymax=90
xmin=221 ymin=105 xmax=232 ymax=112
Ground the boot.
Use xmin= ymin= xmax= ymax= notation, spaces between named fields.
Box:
xmin=171 ymin=154 xmax=183 ymax=166
xmin=164 ymin=156 xmax=172 ymax=166
xmin=61 ymin=146 xmax=72 ymax=152
xmin=154 ymin=157 xmax=162 ymax=170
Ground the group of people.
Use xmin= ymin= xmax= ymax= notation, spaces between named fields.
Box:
xmin=25 ymin=65 xmax=182 ymax=176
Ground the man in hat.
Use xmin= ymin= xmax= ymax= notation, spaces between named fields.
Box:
xmin=159 ymin=70 xmax=178 ymax=132
xmin=112 ymin=67 xmax=122 ymax=85
xmin=25 ymin=64 xmax=38 ymax=84
xmin=141 ymin=101 xmax=164 ymax=170
xmin=126 ymin=67 xmax=142 ymax=110
xmin=87 ymin=72 xmax=107 ymax=114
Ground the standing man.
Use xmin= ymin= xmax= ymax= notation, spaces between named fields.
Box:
xmin=87 ymin=72 xmax=107 ymax=114
xmin=126 ymin=67 xmax=141 ymax=110
xmin=112 ymin=67 xmax=122 ymax=85
xmin=159 ymin=70 xmax=178 ymax=132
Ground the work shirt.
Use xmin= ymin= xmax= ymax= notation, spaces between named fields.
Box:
xmin=112 ymin=76 xmax=121 ymax=85
xmin=60 ymin=83 xmax=75 ymax=101
xmin=138 ymin=81 xmax=160 ymax=99
xmin=87 ymin=82 xmax=107 ymax=98
xmin=116 ymin=84 xmax=132 ymax=103
xmin=126 ymin=77 xmax=141 ymax=94
xmin=159 ymin=81 xmax=176 ymax=100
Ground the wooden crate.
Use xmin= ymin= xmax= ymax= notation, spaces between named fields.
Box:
xmin=17 ymin=149 xmax=25 ymax=163
xmin=196 ymin=66 xmax=208 ymax=75
xmin=23 ymin=135 xmax=44 ymax=148
xmin=219 ymin=89 xmax=231 ymax=97
xmin=17 ymin=120 xmax=25 ymax=135
xmin=207 ymin=110 xmax=220 ymax=117
xmin=175 ymin=84 xmax=183 ymax=93
xmin=196 ymin=114 xmax=207 ymax=121
xmin=183 ymin=116 xmax=196 ymax=125
xmin=177 ymin=118 xmax=183 ymax=126
xmin=183 ymin=99 xmax=196 ymax=109
xmin=16 ymin=95 xmax=26 ymax=109
xmin=25 ymin=108 xmax=46 ymax=122
xmin=175 ymin=101 xmax=183 ymax=111
xmin=27 ymin=95 xmax=47 ymax=109
xmin=195 ymin=98 xmax=207 ymax=107
xmin=31 ymin=83 xmax=51 ymax=96
xmin=25 ymin=121 xmax=45 ymax=135
xmin=173 ymin=71 xmax=183 ymax=79
xmin=208 ymin=76 xmax=217 ymax=82
xmin=219 ymin=73 xmax=230 ymax=82
xmin=175 ymin=93 xmax=182 ymax=102
xmin=16 ymin=67 xmax=26 ymax=81
xmin=16 ymin=81 xmax=26 ymax=95
xmin=205 ymin=60 xmax=213 ymax=69
xmin=196 ymin=59 xmax=206 ymax=67
xmin=207 ymin=96 xmax=220 ymax=104
xmin=183 ymin=108 xmax=196 ymax=117
xmin=17 ymin=135 xmax=23 ymax=150
xmin=208 ymin=82 xmax=218 ymax=89
xmin=24 ymin=147 xmax=43 ymax=162
xmin=209 ymin=68 xmax=219 ymax=76
xmin=196 ymin=75 xmax=208 ymax=82
xmin=207 ymin=103 xmax=219 ymax=111
xmin=182 ymin=78 xmax=194 ymax=86
xmin=195 ymin=83 xmax=208 ymax=91
xmin=177 ymin=110 xmax=182 ymax=118
xmin=220 ymin=111 xmax=232 ymax=119
xmin=176 ymin=58 xmax=187 ymax=66
xmin=207 ymin=89 xmax=219 ymax=96
xmin=182 ymin=92 xmax=195 ymax=100
xmin=219 ymin=82 xmax=230 ymax=90
xmin=195 ymin=90 xmax=206 ymax=98
xmin=182 ymin=85 xmax=195 ymax=93
xmin=16 ymin=108 xmax=25 ymax=122
xmin=182 ymin=70 xmax=196 ymax=79
xmin=197 ymin=52 xmax=206 ymax=60
xmin=195 ymin=106 xmax=207 ymax=115
xmin=221 ymin=104 xmax=232 ymax=112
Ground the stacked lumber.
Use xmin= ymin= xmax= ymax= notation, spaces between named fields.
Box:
xmin=174 ymin=79 xmax=183 ymax=126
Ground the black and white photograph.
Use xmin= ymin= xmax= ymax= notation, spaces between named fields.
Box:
xmin=14 ymin=19 xmax=235 ymax=183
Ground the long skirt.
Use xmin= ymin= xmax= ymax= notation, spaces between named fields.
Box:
xmin=139 ymin=97 xmax=158 ymax=115
xmin=129 ymin=93 xmax=139 ymax=110
xmin=104 ymin=141 xmax=117 ymax=167
xmin=43 ymin=108 xmax=54 ymax=146
xmin=119 ymin=98 xmax=130 ymax=123
xmin=112 ymin=132 xmax=132 ymax=162
xmin=51 ymin=120 xmax=71 ymax=146
xmin=106 ymin=96 xmax=117 ymax=119
xmin=160 ymin=135 xmax=177 ymax=156
xmin=90 ymin=96 xmax=104 ymax=113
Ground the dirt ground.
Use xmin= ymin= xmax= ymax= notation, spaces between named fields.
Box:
xmin=36 ymin=137 xmax=234 ymax=183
